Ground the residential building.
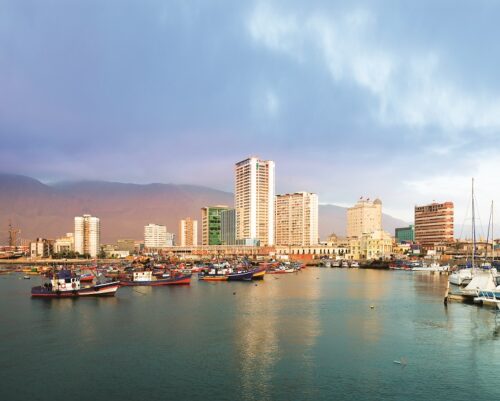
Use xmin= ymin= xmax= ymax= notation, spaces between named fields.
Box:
xmin=346 ymin=197 xmax=382 ymax=238
xmin=275 ymin=192 xmax=319 ymax=246
xmin=221 ymin=208 xmax=237 ymax=245
xmin=116 ymin=239 xmax=136 ymax=253
xmin=54 ymin=233 xmax=74 ymax=254
xmin=395 ymin=225 xmax=415 ymax=243
xmin=179 ymin=218 xmax=198 ymax=247
xmin=144 ymin=224 xmax=168 ymax=248
xmin=414 ymin=202 xmax=454 ymax=250
xmin=234 ymin=156 xmax=275 ymax=245
xmin=201 ymin=205 xmax=230 ymax=245
xmin=74 ymin=214 xmax=100 ymax=257
xmin=30 ymin=238 xmax=54 ymax=258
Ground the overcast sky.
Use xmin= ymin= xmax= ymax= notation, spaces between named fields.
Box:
xmin=1 ymin=0 xmax=499 ymax=235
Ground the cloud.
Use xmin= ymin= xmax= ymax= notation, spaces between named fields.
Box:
xmin=247 ymin=2 xmax=500 ymax=134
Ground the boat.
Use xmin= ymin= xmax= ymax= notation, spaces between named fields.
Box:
xmin=80 ymin=272 xmax=95 ymax=282
xmin=448 ymin=180 xmax=499 ymax=301
xmin=23 ymin=275 xmax=30 ymax=279
xmin=120 ymin=270 xmax=191 ymax=286
xmin=31 ymin=270 xmax=120 ymax=298
xmin=251 ymin=267 xmax=266 ymax=280
xmin=227 ymin=270 xmax=254 ymax=281
xmin=198 ymin=267 xmax=228 ymax=281
xmin=350 ymin=261 xmax=360 ymax=268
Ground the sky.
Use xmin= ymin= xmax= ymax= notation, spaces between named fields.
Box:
xmin=1 ymin=0 xmax=500 ymax=235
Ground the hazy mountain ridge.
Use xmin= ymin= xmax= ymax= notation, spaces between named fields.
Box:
xmin=0 ymin=174 xmax=408 ymax=243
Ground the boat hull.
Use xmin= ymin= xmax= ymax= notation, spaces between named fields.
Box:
xmin=120 ymin=275 xmax=191 ymax=286
xmin=227 ymin=270 xmax=254 ymax=281
xmin=198 ymin=275 xmax=228 ymax=281
xmin=31 ymin=282 xmax=120 ymax=298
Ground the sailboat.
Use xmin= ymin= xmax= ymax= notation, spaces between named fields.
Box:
xmin=448 ymin=179 xmax=498 ymax=301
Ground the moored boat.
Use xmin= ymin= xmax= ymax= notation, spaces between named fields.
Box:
xmin=31 ymin=270 xmax=120 ymax=298
xmin=120 ymin=270 xmax=191 ymax=286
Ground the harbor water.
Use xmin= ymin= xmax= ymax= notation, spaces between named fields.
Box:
xmin=1 ymin=268 xmax=499 ymax=401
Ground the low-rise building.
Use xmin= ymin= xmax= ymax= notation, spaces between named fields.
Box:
xmin=395 ymin=225 xmax=415 ymax=243
xmin=30 ymin=238 xmax=54 ymax=258
xmin=54 ymin=233 xmax=74 ymax=254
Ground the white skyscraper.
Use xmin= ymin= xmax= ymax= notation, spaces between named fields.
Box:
xmin=275 ymin=192 xmax=319 ymax=246
xmin=144 ymin=224 xmax=168 ymax=248
xmin=74 ymin=214 xmax=100 ymax=257
xmin=234 ymin=156 xmax=275 ymax=246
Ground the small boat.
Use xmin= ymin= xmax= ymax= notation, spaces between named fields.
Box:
xmin=80 ymin=273 xmax=95 ymax=282
xmin=227 ymin=270 xmax=254 ymax=281
xmin=120 ymin=270 xmax=190 ymax=286
xmin=23 ymin=275 xmax=31 ymax=279
xmin=251 ymin=267 xmax=266 ymax=280
xmin=31 ymin=270 xmax=120 ymax=298
xmin=198 ymin=267 xmax=228 ymax=281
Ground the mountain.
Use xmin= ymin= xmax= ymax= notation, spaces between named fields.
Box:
xmin=0 ymin=174 xmax=408 ymax=243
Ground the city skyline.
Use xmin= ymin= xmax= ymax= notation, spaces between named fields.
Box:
xmin=1 ymin=1 xmax=499 ymax=230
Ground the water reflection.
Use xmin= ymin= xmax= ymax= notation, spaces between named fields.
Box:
xmin=233 ymin=271 xmax=322 ymax=401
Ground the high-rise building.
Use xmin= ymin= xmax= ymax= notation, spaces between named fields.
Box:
xmin=221 ymin=208 xmax=237 ymax=245
xmin=74 ymin=214 xmax=100 ymax=257
xmin=234 ymin=156 xmax=275 ymax=245
xmin=414 ymin=202 xmax=454 ymax=249
xmin=201 ymin=206 xmax=230 ymax=246
xmin=346 ymin=198 xmax=382 ymax=238
xmin=144 ymin=224 xmax=168 ymax=248
xmin=179 ymin=218 xmax=198 ymax=246
xmin=275 ymin=192 xmax=319 ymax=246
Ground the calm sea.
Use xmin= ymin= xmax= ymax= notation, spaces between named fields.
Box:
xmin=0 ymin=268 xmax=499 ymax=401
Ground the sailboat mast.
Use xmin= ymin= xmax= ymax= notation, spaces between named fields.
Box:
xmin=492 ymin=200 xmax=494 ymax=264
xmin=471 ymin=178 xmax=475 ymax=269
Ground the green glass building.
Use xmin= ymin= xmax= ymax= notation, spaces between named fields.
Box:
xmin=201 ymin=205 xmax=230 ymax=245
xmin=395 ymin=225 xmax=415 ymax=243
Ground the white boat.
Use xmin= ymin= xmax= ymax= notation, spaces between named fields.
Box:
xmin=350 ymin=261 xmax=359 ymax=268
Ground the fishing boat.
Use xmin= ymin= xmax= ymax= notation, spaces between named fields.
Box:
xmin=120 ymin=270 xmax=191 ymax=286
xmin=198 ymin=267 xmax=228 ymax=281
xmin=31 ymin=270 xmax=120 ymax=298
xmin=251 ymin=267 xmax=266 ymax=280
xmin=227 ymin=269 xmax=254 ymax=281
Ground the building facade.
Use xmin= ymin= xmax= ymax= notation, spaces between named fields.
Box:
xmin=30 ymin=238 xmax=54 ymax=258
xmin=201 ymin=206 xmax=230 ymax=246
xmin=221 ymin=209 xmax=237 ymax=245
xmin=54 ymin=233 xmax=74 ymax=254
xmin=395 ymin=225 xmax=415 ymax=243
xmin=347 ymin=229 xmax=393 ymax=260
xmin=116 ymin=239 xmax=136 ymax=253
xmin=414 ymin=202 xmax=454 ymax=250
xmin=179 ymin=218 xmax=198 ymax=247
xmin=234 ymin=156 xmax=275 ymax=246
xmin=74 ymin=215 xmax=100 ymax=257
xmin=275 ymin=192 xmax=319 ymax=246
xmin=144 ymin=224 xmax=168 ymax=248
xmin=346 ymin=198 xmax=382 ymax=238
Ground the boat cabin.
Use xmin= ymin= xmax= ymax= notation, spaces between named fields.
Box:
xmin=133 ymin=271 xmax=153 ymax=282
xmin=50 ymin=270 xmax=81 ymax=291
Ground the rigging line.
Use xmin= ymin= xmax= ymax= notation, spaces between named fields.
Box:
xmin=458 ymin=192 xmax=471 ymax=240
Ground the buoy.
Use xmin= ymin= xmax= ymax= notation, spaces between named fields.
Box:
xmin=254 ymin=284 xmax=258 ymax=286
xmin=233 ymin=292 xmax=236 ymax=295
xmin=370 ymin=305 xmax=375 ymax=309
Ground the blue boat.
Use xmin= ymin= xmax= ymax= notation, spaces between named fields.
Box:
xmin=227 ymin=270 xmax=255 ymax=281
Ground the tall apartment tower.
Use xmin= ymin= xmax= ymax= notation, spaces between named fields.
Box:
xmin=234 ymin=156 xmax=275 ymax=246
xmin=74 ymin=214 xmax=100 ymax=257
xmin=201 ymin=206 xmax=230 ymax=246
xmin=414 ymin=202 xmax=454 ymax=249
xmin=179 ymin=218 xmax=198 ymax=246
xmin=144 ymin=224 xmax=168 ymax=248
xmin=275 ymin=192 xmax=319 ymax=246
xmin=346 ymin=198 xmax=382 ymax=238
